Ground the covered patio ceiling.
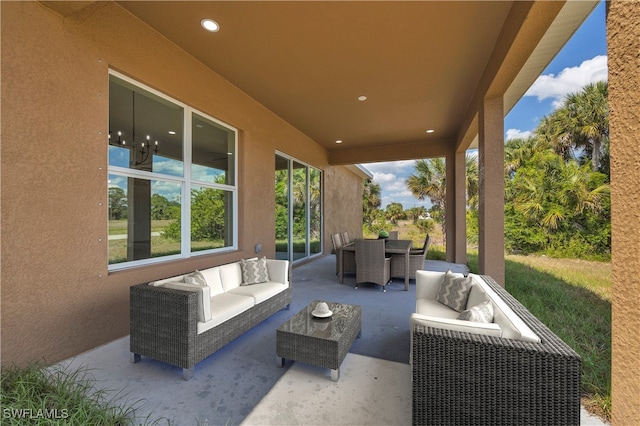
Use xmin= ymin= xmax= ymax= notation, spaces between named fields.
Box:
xmin=52 ymin=1 xmax=597 ymax=164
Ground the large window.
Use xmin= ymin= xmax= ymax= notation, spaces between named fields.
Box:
xmin=275 ymin=153 xmax=322 ymax=262
xmin=108 ymin=71 xmax=237 ymax=270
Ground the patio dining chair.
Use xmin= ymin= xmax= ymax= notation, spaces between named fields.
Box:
xmin=391 ymin=235 xmax=430 ymax=280
xmin=355 ymin=238 xmax=391 ymax=292
xmin=410 ymin=234 xmax=431 ymax=255
xmin=341 ymin=231 xmax=351 ymax=245
xmin=333 ymin=233 xmax=355 ymax=275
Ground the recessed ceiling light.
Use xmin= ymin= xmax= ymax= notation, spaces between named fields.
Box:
xmin=201 ymin=19 xmax=220 ymax=32
xmin=335 ymin=140 xmax=343 ymax=144
xmin=168 ymin=130 xmax=176 ymax=135
xmin=358 ymin=96 xmax=367 ymax=102
xmin=426 ymin=129 xmax=435 ymax=134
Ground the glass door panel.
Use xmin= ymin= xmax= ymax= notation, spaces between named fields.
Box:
xmin=310 ymin=168 xmax=321 ymax=255
xmin=292 ymin=161 xmax=307 ymax=260
xmin=275 ymin=155 xmax=289 ymax=260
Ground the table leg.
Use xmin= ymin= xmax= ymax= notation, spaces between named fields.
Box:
xmin=404 ymin=251 xmax=410 ymax=291
xmin=331 ymin=368 xmax=340 ymax=382
xmin=338 ymin=248 xmax=344 ymax=284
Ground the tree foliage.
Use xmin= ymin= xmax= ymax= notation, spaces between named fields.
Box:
xmin=385 ymin=202 xmax=405 ymax=225
xmin=504 ymin=138 xmax=610 ymax=258
xmin=362 ymin=180 xmax=382 ymax=232
xmin=108 ymin=187 xmax=127 ymax=220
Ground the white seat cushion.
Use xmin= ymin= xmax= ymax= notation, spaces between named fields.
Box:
xmin=416 ymin=298 xmax=460 ymax=320
xmin=410 ymin=313 xmax=503 ymax=337
xmin=197 ymin=293 xmax=254 ymax=334
xmin=228 ymin=281 xmax=287 ymax=304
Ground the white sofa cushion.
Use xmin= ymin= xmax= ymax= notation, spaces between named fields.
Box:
xmin=161 ymin=281 xmax=212 ymax=323
xmin=228 ymin=282 xmax=287 ymax=304
xmin=219 ymin=262 xmax=243 ymax=291
xmin=411 ymin=313 xmax=502 ymax=337
xmin=197 ymin=293 xmax=254 ymax=334
xmin=466 ymin=282 xmax=490 ymax=308
xmin=266 ymin=259 xmax=289 ymax=286
xmin=240 ymin=257 xmax=270 ymax=285
xmin=199 ymin=267 xmax=224 ymax=297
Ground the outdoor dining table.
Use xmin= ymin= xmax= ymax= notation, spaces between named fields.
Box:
xmin=338 ymin=239 xmax=413 ymax=290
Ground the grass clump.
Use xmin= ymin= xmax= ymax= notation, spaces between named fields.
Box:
xmin=1 ymin=362 xmax=168 ymax=425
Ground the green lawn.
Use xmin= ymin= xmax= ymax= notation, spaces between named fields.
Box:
xmin=463 ymin=252 xmax=612 ymax=422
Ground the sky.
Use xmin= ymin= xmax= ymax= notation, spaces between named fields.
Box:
xmin=366 ymin=1 xmax=608 ymax=211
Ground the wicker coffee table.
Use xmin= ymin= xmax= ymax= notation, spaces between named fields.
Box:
xmin=276 ymin=301 xmax=362 ymax=381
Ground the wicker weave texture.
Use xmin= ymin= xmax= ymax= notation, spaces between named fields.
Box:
xmin=390 ymin=251 xmax=426 ymax=279
xmin=411 ymin=275 xmax=581 ymax=425
xmin=130 ymin=284 xmax=292 ymax=373
xmin=355 ymin=239 xmax=391 ymax=288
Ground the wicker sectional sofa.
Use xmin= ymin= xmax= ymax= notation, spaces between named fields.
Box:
xmin=130 ymin=258 xmax=291 ymax=380
xmin=411 ymin=270 xmax=581 ymax=425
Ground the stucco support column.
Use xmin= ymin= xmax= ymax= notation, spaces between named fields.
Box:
xmin=478 ymin=97 xmax=505 ymax=286
xmin=608 ymin=1 xmax=640 ymax=423
xmin=454 ymin=151 xmax=467 ymax=264
xmin=445 ymin=151 xmax=457 ymax=262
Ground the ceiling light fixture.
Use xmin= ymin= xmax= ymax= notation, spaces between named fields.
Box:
xmin=335 ymin=140 xmax=343 ymax=144
xmin=358 ymin=96 xmax=367 ymax=102
xmin=426 ymin=129 xmax=435 ymax=134
xmin=201 ymin=19 xmax=220 ymax=32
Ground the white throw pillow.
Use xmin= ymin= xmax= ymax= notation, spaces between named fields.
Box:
xmin=457 ymin=300 xmax=494 ymax=323
xmin=436 ymin=274 xmax=473 ymax=312
xmin=240 ymin=257 xmax=270 ymax=285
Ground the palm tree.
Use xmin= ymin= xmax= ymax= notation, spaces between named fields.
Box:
xmin=505 ymin=137 xmax=552 ymax=178
xmin=572 ymin=81 xmax=609 ymax=173
xmin=535 ymin=81 xmax=608 ymax=173
xmin=385 ymin=202 xmax=405 ymax=225
xmin=407 ymin=158 xmax=447 ymax=241
xmin=465 ymin=153 xmax=479 ymax=211
xmin=407 ymin=155 xmax=479 ymax=242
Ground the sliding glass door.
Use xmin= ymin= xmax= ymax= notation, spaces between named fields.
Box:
xmin=275 ymin=153 xmax=322 ymax=263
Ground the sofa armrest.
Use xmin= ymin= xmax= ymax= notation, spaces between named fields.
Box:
xmin=266 ymin=259 xmax=290 ymax=286
xmin=130 ymin=284 xmax=199 ymax=369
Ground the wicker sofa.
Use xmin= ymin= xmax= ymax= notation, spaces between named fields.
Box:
xmin=130 ymin=258 xmax=291 ymax=380
xmin=411 ymin=270 xmax=581 ymax=425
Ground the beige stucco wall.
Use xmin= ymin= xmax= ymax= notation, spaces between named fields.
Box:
xmin=608 ymin=1 xmax=640 ymax=423
xmin=323 ymin=166 xmax=365 ymax=254
xmin=0 ymin=1 xmax=363 ymax=365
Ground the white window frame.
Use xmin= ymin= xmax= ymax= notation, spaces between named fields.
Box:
xmin=108 ymin=70 xmax=238 ymax=271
